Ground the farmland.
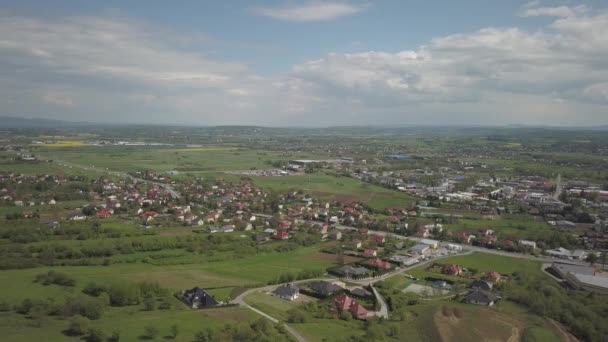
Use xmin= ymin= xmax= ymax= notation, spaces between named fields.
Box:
xmin=251 ymin=173 xmax=415 ymax=209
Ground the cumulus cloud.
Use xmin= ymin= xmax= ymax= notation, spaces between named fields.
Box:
xmin=0 ymin=4 xmax=607 ymax=126
xmin=42 ymin=92 xmax=74 ymax=107
xmin=520 ymin=5 xmax=589 ymax=18
xmin=252 ymin=1 xmax=367 ymax=22
xmin=289 ymin=5 xmax=608 ymax=124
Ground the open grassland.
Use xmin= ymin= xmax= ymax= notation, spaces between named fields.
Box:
xmin=0 ymin=246 xmax=337 ymax=305
xmin=0 ymin=305 xmax=258 ymax=342
xmin=252 ymin=173 xmax=415 ymax=209
xmin=244 ymin=291 xmax=306 ymax=321
xmin=408 ymin=252 xmax=543 ymax=281
xmin=32 ymin=146 xmax=324 ymax=173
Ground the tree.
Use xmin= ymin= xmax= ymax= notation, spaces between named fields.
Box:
xmin=86 ymin=328 xmax=106 ymax=342
xmin=170 ymin=324 xmax=179 ymax=339
xmin=194 ymin=328 xmax=214 ymax=342
xmin=143 ymin=295 xmax=155 ymax=311
xmin=108 ymin=330 xmax=120 ymax=342
xmin=66 ymin=315 xmax=89 ymax=336
xmin=143 ymin=325 xmax=158 ymax=339
xmin=586 ymin=253 xmax=598 ymax=265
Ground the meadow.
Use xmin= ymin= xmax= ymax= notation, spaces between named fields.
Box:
xmin=31 ymin=146 xmax=322 ymax=173
xmin=251 ymin=173 xmax=415 ymax=210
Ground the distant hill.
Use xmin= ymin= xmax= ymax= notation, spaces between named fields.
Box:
xmin=0 ymin=116 xmax=77 ymax=128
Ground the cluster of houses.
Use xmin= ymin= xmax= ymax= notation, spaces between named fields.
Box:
xmin=271 ymin=280 xmax=374 ymax=320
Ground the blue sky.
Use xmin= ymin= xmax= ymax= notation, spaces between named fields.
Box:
xmin=1 ymin=1 xmax=607 ymax=126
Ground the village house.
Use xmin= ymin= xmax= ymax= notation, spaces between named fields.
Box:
xmin=366 ymin=258 xmax=394 ymax=271
xmin=334 ymin=265 xmax=371 ymax=278
xmin=464 ymin=289 xmax=500 ymax=306
xmin=309 ymin=281 xmax=343 ymax=297
xmin=334 ymin=293 xmax=368 ymax=320
xmin=181 ymin=287 xmax=219 ymax=308
xmin=272 ymin=284 xmax=300 ymax=301
xmin=442 ymin=264 xmax=463 ymax=276
xmin=470 ymin=279 xmax=493 ymax=291
xmin=362 ymin=249 xmax=377 ymax=258
xmin=485 ymin=271 xmax=502 ymax=282
xmin=275 ymin=231 xmax=289 ymax=240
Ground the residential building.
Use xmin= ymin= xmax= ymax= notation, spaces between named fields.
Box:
xmin=272 ymin=284 xmax=300 ymax=301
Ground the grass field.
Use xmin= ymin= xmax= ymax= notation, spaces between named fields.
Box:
xmin=0 ymin=246 xmax=338 ymax=305
xmin=252 ymin=173 xmax=415 ymax=209
xmin=0 ymin=305 xmax=259 ymax=342
xmin=32 ymin=146 xmax=323 ymax=173
xmin=244 ymin=291 xmax=306 ymax=321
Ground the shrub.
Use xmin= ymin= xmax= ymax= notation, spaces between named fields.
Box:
xmin=35 ymin=270 xmax=76 ymax=287
xmin=143 ymin=325 xmax=158 ymax=339
xmin=66 ymin=315 xmax=89 ymax=336
xmin=86 ymin=328 xmax=106 ymax=342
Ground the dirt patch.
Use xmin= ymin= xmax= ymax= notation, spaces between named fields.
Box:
xmin=303 ymin=252 xmax=362 ymax=264
xmin=433 ymin=307 xmax=523 ymax=342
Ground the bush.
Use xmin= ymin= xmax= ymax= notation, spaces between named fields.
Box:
xmin=170 ymin=324 xmax=179 ymax=339
xmin=86 ymin=328 xmax=106 ymax=342
xmin=35 ymin=270 xmax=76 ymax=287
xmin=108 ymin=283 xmax=141 ymax=306
xmin=143 ymin=295 xmax=155 ymax=311
xmin=63 ymin=296 xmax=105 ymax=320
xmin=83 ymin=282 xmax=107 ymax=297
xmin=0 ymin=301 xmax=11 ymax=312
xmin=143 ymin=325 xmax=158 ymax=339
xmin=108 ymin=330 xmax=120 ymax=342
xmin=66 ymin=315 xmax=89 ymax=336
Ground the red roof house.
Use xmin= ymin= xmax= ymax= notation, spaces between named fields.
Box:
xmin=367 ymin=258 xmax=394 ymax=270
xmin=334 ymin=293 xmax=353 ymax=312
xmin=275 ymin=231 xmax=289 ymax=240
xmin=334 ymin=294 xmax=368 ymax=320
xmin=349 ymin=302 xmax=368 ymax=320
xmin=371 ymin=235 xmax=386 ymax=245
xmin=363 ymin=249 xmax=377 ymax=258
xmin=486 ymin=271 xmax=502 ymax=282
xmin=442 ymin=264 xmax=463 ymax=276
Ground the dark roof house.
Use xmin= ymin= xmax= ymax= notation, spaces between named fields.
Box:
xmin=182 ymin=287 xmax=219 ymax=308
xmin=464 ymin=290 xmax=500 ymax=306
xmin=309 ymin=281 xmax=343 ymax=297
xmin=470 ymin=279 xmax=493 ymax=291
xmin=272 ymin=284 xmax=300 ymax=301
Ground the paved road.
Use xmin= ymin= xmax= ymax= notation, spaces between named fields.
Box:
xmin=369 ymin=285 xmax=389 ymax=319
xmin=231 ymin=278 xmax=336 ymax=342
xmin=331 ymin=224 xmax=588 ymax=266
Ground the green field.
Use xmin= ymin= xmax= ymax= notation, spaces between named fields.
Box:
xmin=244 ymin=291 xmax=302 ymax=321
xmin=0 ymin=305 xmax=260 ymax=342
xmin=32 ymin=146 xmax=322 ymax=173
xmin=252 ymin=173 xmax=415 ymax=209
xmin=407 ymin=252 xmax=544 ymax=282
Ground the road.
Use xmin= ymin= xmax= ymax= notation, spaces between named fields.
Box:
xmin=369 ymin=285 xmax=389 ymax=319
xmin=231 ymin=278 xmax=337 ymax=342
xmin=332 ymin=224 xmax=588 ymax=266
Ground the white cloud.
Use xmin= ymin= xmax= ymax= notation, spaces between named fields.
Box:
xmin=43 ymin=92 xmax=74 ymax=107
xmin=0 ymin=5 xmax=607 ymax=126
xmin=520 ymin=5 xmax=589 ymax=18
xmin=252 ymin=1 xmax=366 ymax=22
